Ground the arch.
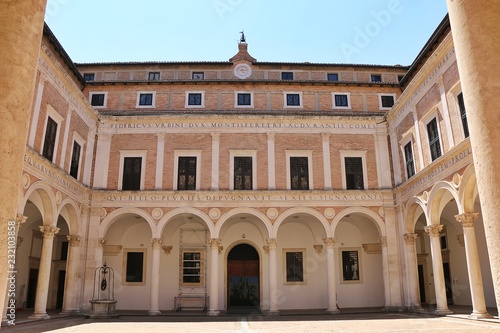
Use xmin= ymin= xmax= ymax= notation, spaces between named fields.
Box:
xmin=404 ymin=196 xmax=427 ymax=233
xmin=331 ymin=206 xmax=386 ymax=236
xmin=99 ymin=207 xmax=156 ymax=239
xmin=459 ymin=164 xmax=478 ymax=213
xmin=20 ymin=181 xmax=57 ymax=226
xmin=273 ymin=207 xmax=331 ymax=239
xmin=57 ymin=198 xmax=80 ymax=234
xmin=215 ymin=207 xmax=272 ymax=239
xmin=157 ymin=207 xmax=214 ymax=239
xmin=427 ymin=181 xmax=461 ymax=225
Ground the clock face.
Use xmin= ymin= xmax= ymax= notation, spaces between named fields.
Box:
xmin=234 ymin=63 xmax=252 ymax=79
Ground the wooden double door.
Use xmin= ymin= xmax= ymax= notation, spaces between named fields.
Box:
xmin=227 ymin=244 xmax=260 ymax=309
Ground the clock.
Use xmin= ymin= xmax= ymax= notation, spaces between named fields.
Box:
xmin=233 ymin=63 xmax=252 ymax=79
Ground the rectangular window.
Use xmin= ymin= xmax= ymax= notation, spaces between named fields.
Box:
xmin=126 ymin=251 xmax=144 ymax=283
xmin=404 ymin=142 xmax=416 ymax=179
xmin=457 ymin=93 xmax=469 ymax=138
xmin=237 ymin=93 xmax=252 ymax=106
xmin=285 ymin=251 xmax=304 ymax=283
xmin=83 ymin=73 xmax=95 ymax=81
xmin=122 ymin=157 xmax=142 ymax=191
xmin=371 ymin=74 xmax=382 ymax=82
xmin=90 ymin=93 xmax=105 ymax=107
xmin=427 ymin=118 xmax=442 ymax=161
xmin=342 ymin=250 xmax=360 ymax=281
xmin=334 ymin=94 xmax=349 ymax=107
xmin=188 ymin=93 xmax=202 ymax=106
xmin=282 ymin=72 xmax=294 ymax=80
xmin=178 ymin=157 xmax=197 ymax=190
xmin=380 ymin=95 xmax=395 ymax=108
xmin=42 ymin=117 xmax=58 ymax=162
xmin=286 ymin=93 xmax=301 ymax=106
xmin=182 ymin=251 xmax=202 ymax=284
xmin=192 ymin=72 xmax=204 ymax=80
xmin=139 ymin=93 xmax=153 ymax=106
xmin=345 ymin=157 xmax=364 ymax=190
xmin=148 ymin=72 xmax=160 ymax=81
xmin=234 ymin=157 xmax=253 ymax=190
xmin=69 ymin=141 xmax=81 ymax=179
xmin=290 ymin=157 xmax=309 ymax=190
xmin=327 ymin=73 xmax=339 ymax=81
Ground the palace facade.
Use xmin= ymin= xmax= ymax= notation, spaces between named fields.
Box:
xmin=8 ymin=14 xmax=496 ymax=319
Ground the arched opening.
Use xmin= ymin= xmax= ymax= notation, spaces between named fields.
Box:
xmin=227 ymin=243 xmax=260 ymax=312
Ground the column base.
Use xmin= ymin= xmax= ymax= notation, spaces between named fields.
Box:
xmin=148 ymin=310 xmax=161 ymax=316
xmin=60 ymin=310 xmax=80 ymax=315
xmin=28 ymin=313 xmax=51 ymax=320
xmin=407 ymin=306 xmax=425 ymax=312
xmin=468 ymin=312 xmax=493 ymax=320
xmin=433 ymin=308 xmax=453 ymax=315
xmin=382 ymin=306 xmax=407 ymax=312
xmin=325 ymin=308 xmax=340 ymax=315
xmin=266 ymin=310 xmax=280 ymax=316
xmin=207 ymin=310 xmax=220 ymax=316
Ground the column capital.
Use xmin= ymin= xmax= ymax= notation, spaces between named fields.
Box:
xmin=209 ymin=238 xmax=221 ymax=248
xmin=67 ymin=235 xmax=81 ymax=247
xmin=323 ymin=238 xmax=336 ymax=248
xmin=156 ymin=132 xmax=166 ymax=140
xmin=404 ymin=233 xmax=418 ymax=245
xmin=151 ymin=238 xmax=163 ymax=248
xmin=267 ymin=132 xmax=275 ymax=140
xmin=39 ymin=226 xmax=60 ymax=239
xmin=455 ymin=212 xmax=479 ymax=229
xmin=211 ymin=132 xmax=220 ymax=141
xmin=321 ymin=133 xmax=330 ymax=141
xmin=98 ymin=238 xmax=107 ymax=247
xmin=379 ymin=236 xmax=387 ymax=247
xmin=424 ymin=224 xmax=443 ymax=238
xmin=16 ymin=214 xmax=28 ymax=227
xmin=266 ymin=238 xmax=279 ymax=249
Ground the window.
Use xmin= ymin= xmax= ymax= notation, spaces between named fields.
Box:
xmin=345 ymin=157 xmax=364 ymax=190
xmin=181 ymin=251 xmax=203 ymax=285
xmin=186 ymin=92 xmax=204 ymax=107
xmin=284 ymin=250 xmax=305 ymax=283
xmin=69 ymin=141 xmax=81 ymax=179
xmin=138 ymin=93 xmax=154 ymax=106
xmin=177 ymin=156 xmax=197 ymax=190
xmin=457 ymin=93 xmax=469 ymax=138
xmin=397 ymin=75 xmax=404 ymax=83
xmin=42 ymin=117 xmax=58 ymax=162
xmin=285 ymin=93 xmax=301 ymax=107
xmin=290 ymin=157 xmax=309 ymax=190
xmin=380 ymin=95 xmax=395 ymax=108
xmin=341 ymin=249 xmax=360 ymax=282
xmin=192 ymin=72 xmax=204 ymax=80
xmin=371 ymin=74 xmax=382 ymax=82
xmin=122 ymin=157 xmax=142 ymax=190
xmin=125 ymin=251 xmax=145 ymax=283
xmin=333 ymin=93 xmax=350 ymax=108
xmin=148 ymin=72 xmax=160 ymax=81
xmin=90 ymin=93 xmax=106 ymax=107
xmin=427 ymin=118 xmax=442 ymax=161
xmin=282 ymin=72 xmax=293 ymax=80
xmin=234 ymin=156 xmax=253 ymax=190
xmin=404 ymin=142 xmax=416 ymax=179
xmin=60 ymin=241 xmax=68 ymax=261
xmin=237 ymin=93 xmax=252 ymax=106
xmin=327 ymin=73 xmax=339 ymax=81
xmin=83 ymin=73 xmax=95 ymax=81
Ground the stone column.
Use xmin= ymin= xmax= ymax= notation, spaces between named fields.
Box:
xmin=323 ymin=238 xmax=339 ymax=314
xmin=379 ymin=236 xmax=391 ymax=310
xmin=267 ymin=238 xmax=279 ymax=315
xmin=403 ymin=233 xmax=422 ymax=311
xmin=30 ymin=225 xmax=60 ymax=319
xmin=455 ymin=213 xmax=492 ymax=319
xmin=62 ymin=235 xmax=81 ymax=314
xmin=267 ymin=133 xmax=276 ymax=190
xmin=321 ymin=133 xmax=332 ymax=190
xmin=424 ymin=225 xmax=452 ymax=315
xmin=447 ymin=0 xmax=500 ymax=314
xmin=149 ymin=238 xmax=163 ymax=316
xmin=208 ymin=238 xmax=221 ymax=316
xmin=0 ymin=0 xmax=48 ymax=320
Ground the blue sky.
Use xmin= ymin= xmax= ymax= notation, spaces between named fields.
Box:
xmin=44 ymin=0 xmax=448 ymax=66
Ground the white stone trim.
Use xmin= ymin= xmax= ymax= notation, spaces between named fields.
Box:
xmin=282 ymin=248 xmax=307 ymax=285
xmin=283 ymin=92 xmax=303 ymax=108
xmin=59 ymin=106 xmax=72 ymax=169
xmin=340 ymin=150 xmax=368 ymax=190
xmin=234 ymin=91 xmax=254 ymax=108
xmin=122 ymin=248 xmax=147 ymax=286
xmin=399 ymin=134 xmax=415 ymax=181
xmin=378 ymin=93 xmax=396 ymax=110
xmin=332 ymin=92 xmax=351 ymax=110
xmin=339 ymin=247 xmax=363 ymax=284
xmin=229 ymin=150 xmax=258 ymax=190
xmin=173 ymin=150 xmax=202 ymax=190
xmin=285 ymin=150 xmax=313 ymax=190
xmin=155 ymin=134 xmax=165 ymax=190
xmin=118 ymin=150 xmax=147 ymax=190
xmin=136 ymin=91 xmax=156 ymax=108
xmin=267 ymin=134 xmax=276 ymax=190
xmin=421 ymin=107 xmax=444 ymax=163
xmin=82 ymin=130 xmax=95 ymax=186
xmin=41 ymin=105 xmax=64 ymax=164
xmin=185 ymin=91 xmax=205 ymax=108
xmin=69 ymin=131 xmax=86 ymax=181
xmin=28 ymin=76 xmax=46 ymax=148
xmin=89 ymin=91 xmax=108 ymax=109
xmin=450 ymin=83 xmax=469 ymax=140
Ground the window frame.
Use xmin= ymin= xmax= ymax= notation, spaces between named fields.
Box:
xmin=339 ymin=247 xmax=363 ymax=284
xmin=283 ymin=248 xmax=306 ymax=285
xmin=136 ymin=91 xmax=156 ymax=108
xmin=332 ymin=92 xmax=351 ymax=110
xmin=83 ymin=73 xmax=95 ymax=81
xmin=148 ymin=72 xmax=160 ymax=81
xmin=327 ymin=73 xmax=339 ymax=81
xmin=456 ymin=92 xmax=470 ymax=139
xmin=69 ymin=132 xmax=85 ymax=180
xmin=403 ymin=141 xmax=416 ymax=179
xmin=89 ymin=91 xmax=107 ymax=108
xmin=284 ymin=92 xmax=303 ymax=108
xmin=192 ymin=72 xmax=205 ymax=80
xmin=378 ymin=94 xmax=396 ymax=110
xmin=118 ymin=150 xmax=147 ymax=190
xmin=281 ymin=72 xmax=294 ymax=80
xmin=234 ymin=91 xmax=254 ymax=108
xmin=340 ymin=150 xmax=368 ymax=190
xmin=229 ymin=150 xmax=257 ymax=190
xmin=173 ymin=150 xmax=201 ymax=190
xmin=370 ymin=74 xmax=382 ymax=83
xmin=426 ymin=117 xmax=443 ymax=162
xmin=185 ymin=91 xmax=205 ymax=108
xmin=285 ymin=150 xmax=313 ymax=190
xmin=41 ymin=105 xmax=64 ymax=164
xmin=180 ymin=249 xmax=205 ymax=287
xmin=123 ymin=249 xmax=147 ymax=286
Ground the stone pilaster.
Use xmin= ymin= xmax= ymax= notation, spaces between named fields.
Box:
xmin=149 ymin=238 xmax=163 ymax=316
xmin=403 ymin=233 xmax=422 ymax=311
xmin=62 ymin=235 xmax=82 ymax=314
xmin=267 ymin=238 xmax=279 ymax=315
xmin=323 ymin=238 xmax=339 ymax=314
xmin=208 ymin=238 xmax=221 ymax=316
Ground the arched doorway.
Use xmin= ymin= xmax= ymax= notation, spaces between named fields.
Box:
xmin=227 ymin=244 xmax=260 ymax=311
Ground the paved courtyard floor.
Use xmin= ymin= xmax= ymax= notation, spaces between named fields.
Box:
xmin=2 ymin=307 xmax=499 ymax=333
